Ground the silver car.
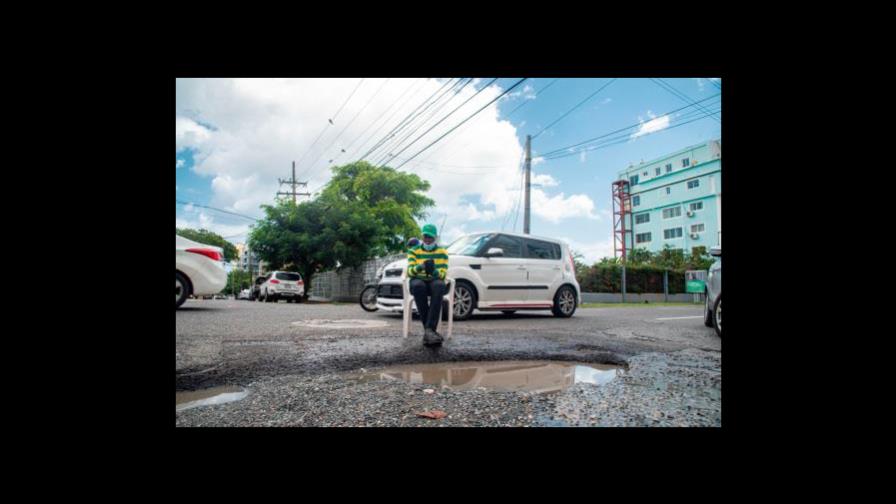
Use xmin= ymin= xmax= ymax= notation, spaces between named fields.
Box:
xmin=703 ymin=246 xmax=722 ymax=337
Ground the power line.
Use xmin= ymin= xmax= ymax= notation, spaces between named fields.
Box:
xmin=531 ymin=78 xmax=617 ymax=139
xmin=370 ymin=78 xmax=468 ymax=166
xmin=300 ymin=78 xmax=373 ymax=177
xmin=342 ymin=79 xmax=421 ymax=162
xmin=505 ymin=78 xmax=559 ymax=118
xmin=541 ymin=101 xmax=721 ymax=160
xmin=372 ymin=78 xmax=474 ymax=166
xmin=309 ymin=78 xmax=393 ymax=171
xmin=540 ymin=103 xmax=721 ymax=161
xmin=650 ymin=78 xmax=720 ymax=124
xmin=359 ymin=78 xmax=457 ymax=162
xmin=176 ymin=200 xmax=259 ymax=221
xmin=411 ymin=77 xmax=561 ymax=170
xmin=537 ymin=92 xmax=721 ymax=158
xmin=392 ymin=78 xmax=527 ymax=171
xmin=541 ymin=104 xmax=721 ymax=160
xmin=293 ymin=78 xmax=365 ymax=181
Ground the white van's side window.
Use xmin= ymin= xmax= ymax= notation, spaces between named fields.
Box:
xmin=525 ymin=239 xmax=561 ymax=260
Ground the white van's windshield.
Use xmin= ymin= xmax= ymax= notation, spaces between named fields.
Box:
xmin=446 ymin=233 xmax=494 ymax=256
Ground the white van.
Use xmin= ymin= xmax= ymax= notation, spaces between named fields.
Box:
xmin=375 ymin=232 xmax=581 ymax=320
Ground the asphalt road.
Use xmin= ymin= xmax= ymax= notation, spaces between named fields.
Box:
xmin=176 ymin=299 xmax=721 ymax=427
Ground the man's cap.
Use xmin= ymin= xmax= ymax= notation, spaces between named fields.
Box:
xmin=421 ymin=223 xmax=438 ymax=238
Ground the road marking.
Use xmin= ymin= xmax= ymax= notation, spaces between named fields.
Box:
xmin=655 ymin=316 xmax=704 ymax=321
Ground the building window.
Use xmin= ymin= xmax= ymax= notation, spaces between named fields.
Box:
xmin=632 ymin=195 xmax=640 ymax=206
xmin=691 ymin=223 xmax=705 ymax=233
xmin=630 ymin=175 xmax=639 ymax=185
xmin=682 ymin=158 xmax=690 ymax=167
xmin=666 ymin=187 xmax=671 ymax=195
xmin=662 ymin=206 xmax=682 ymax=219
xmin=664 ymin=228 xmax=683 ymax=239
xmin=665 ymin=163 xmax=672 ymax=173
xmin=689 ymin=201 xmax=703 ymax=211
xmin=655 ymin=167 xmax=661 ymax=176
xmin=688 ymin=180 xmax=700 ymax=189
xmin=636 ymin=232 xmax=652 ymax=243
xmin=642 ymin=171 xmax=648 ymax=177
xmin=635 ymin=213 xmax=650 ymax=224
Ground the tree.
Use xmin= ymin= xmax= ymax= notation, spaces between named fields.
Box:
xmin=249 ymin=161 xmax=435 ymax=298
xmin=222 ymin=268 xmax=254 ymax=295
xmin=320 ymin=161 xmax=434 ymax=256
xmin=176 ymin=227 xmax=239 ymax=262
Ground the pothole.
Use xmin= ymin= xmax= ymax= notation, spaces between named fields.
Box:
xmin=176 ymin=386 xmax=249 ymax=411
xmin=345 ymin=360 xmax=623 ymax=394
xmin=291 ymin=319 xmax=390 ymax=329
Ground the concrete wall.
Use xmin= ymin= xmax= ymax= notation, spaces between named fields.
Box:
xmin=581 ymin=292 xmax=699 ymax=303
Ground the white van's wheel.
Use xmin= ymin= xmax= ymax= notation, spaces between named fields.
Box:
xmin=552 ymin=286 xmax=577 ymax=318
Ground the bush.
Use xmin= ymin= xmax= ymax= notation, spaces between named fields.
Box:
xmin=576 ymin=264 xmax=686 ymax=293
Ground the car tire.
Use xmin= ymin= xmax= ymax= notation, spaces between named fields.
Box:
xmin=713 ymin=296 xmax=722 ymax=338
xmin=704 ymin=291 xmax=714 ymax=327
xmin=552 ymin=285 xmax=577 ymax=318
xmin=176 ymin=271 xmax=190 ymax=309
xmin=452 ymin=281 xmax=476 ymax=321
xmin=501 ymin=310 xmax=516 ymax=316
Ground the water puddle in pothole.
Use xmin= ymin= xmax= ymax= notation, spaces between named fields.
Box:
xmin=345 ymin=360 xmax=623 ymax=394
xmin=176 ymin=386 xmax=248 ymax=411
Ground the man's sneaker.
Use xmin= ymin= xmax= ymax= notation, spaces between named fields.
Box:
xmin=423 ymin=328 xmax=443 ymax=346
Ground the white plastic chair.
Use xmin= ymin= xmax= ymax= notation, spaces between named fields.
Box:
xmin=402 ymin=272 xmax=454 ymax=340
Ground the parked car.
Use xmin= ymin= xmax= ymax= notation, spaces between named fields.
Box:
xmin=259 ymin=271 xmax=305 ymax=303
xmin=375 ymin=232 xmax=581 ymax=320
xmin=703 ymin=245 xmax=722 ymax=337
xmin=176 ymin=234 xmax=227 ymax=309
xmin=238 ymin=288 xmax=251 ymax=300
xmin=250 ymin=276 xmax=266 ymax=301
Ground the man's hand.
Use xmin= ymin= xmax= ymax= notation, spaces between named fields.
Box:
xmin=424 ymin=259 xmax=435 ymax=276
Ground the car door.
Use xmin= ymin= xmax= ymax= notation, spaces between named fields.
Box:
xmin=522 ymin=238 xmax=563 ymax=304
xmin=476 ymin=234 xmax=527 ymax=305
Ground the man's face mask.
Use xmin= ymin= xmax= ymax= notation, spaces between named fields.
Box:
xmin=422 ymin=236 xmax=436 ymax=250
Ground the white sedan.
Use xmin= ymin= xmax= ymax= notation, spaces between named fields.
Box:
xmin=176 ymin=234 xmax=227 ymax=308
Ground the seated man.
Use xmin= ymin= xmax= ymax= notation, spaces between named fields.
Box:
xmin=407 ymin=224 xmax=449 ymax=346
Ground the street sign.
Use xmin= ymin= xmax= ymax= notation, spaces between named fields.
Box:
xmin=686 ymin=279 xmax=705 ymax=293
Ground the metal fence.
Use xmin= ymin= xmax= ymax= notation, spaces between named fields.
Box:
xmin=309 ymin=253 xmax=405 ymax=302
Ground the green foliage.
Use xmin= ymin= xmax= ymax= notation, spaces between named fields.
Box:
xmin=221 ymin=268 xmax=254 ymax=295
xmin=248 ymin=161 xmax=435 ymax=297
xmin=176 ymin=227 xmax=239 ymax=262
xmin=575 ymin=245 xmax=714 ymax=293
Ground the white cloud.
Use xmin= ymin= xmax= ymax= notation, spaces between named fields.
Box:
xmin=176 ymin=78 xmax=599 ymax=233
xmin=631 ymin=111 xmax=671 ymax=138
xmin=176 ymin=117 xmax=212 ymax=151
xmin=176 ymin=159 xmax=185 ymax=168
xmin=561 ymin=236 xmax=616 ymax=264
xmin=531 ymin=189 xmax=599 ymax=223
xmin=693 ymin=78 xmax=705 ymax=91
xmin=579 ymin=151 xmax=587 ymax=163
xmin=531 ymin=173 xmax=558 ymax=187
xmin=176 ymin=212 xmax=252 ymax=243
xmin=531 ymin=156 xmax=545 ymax=165
xmin=601 ymin=97 xmax=612 ymax=104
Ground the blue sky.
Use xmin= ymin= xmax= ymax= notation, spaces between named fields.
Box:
xmin=176 ymin=77 xmax=721 ymax=262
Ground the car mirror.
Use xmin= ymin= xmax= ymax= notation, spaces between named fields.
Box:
xmin=710 ymin=246 xmax=721 ymax=257
xmin=485 ymin=247 xmax=504 ymax=257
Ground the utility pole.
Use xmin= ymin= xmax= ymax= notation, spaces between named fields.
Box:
xmin=277 ymin=161 xmax=311 ymax=204
xmin=524 ymin=134 xmax=531 ymax=234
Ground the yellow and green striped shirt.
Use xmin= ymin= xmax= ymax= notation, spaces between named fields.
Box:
xmin=407 ymin=244 xmax=449 ymax=280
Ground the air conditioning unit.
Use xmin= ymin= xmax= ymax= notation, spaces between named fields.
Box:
xmin=686 ymin=210 xmax=695 ymax=217
xmin=690 ymin=233 xmax=700 ymax=239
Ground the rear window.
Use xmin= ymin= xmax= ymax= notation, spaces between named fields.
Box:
xmin=275 ymin=272 xmax=302 ymax=281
